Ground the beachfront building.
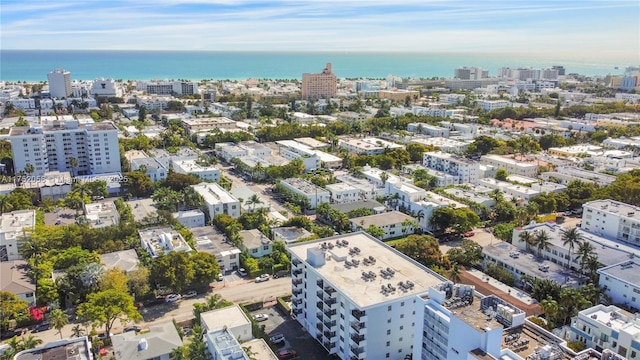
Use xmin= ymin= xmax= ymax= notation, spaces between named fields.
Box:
xmin=301 ymin=63 xmax=337 ymax=100
xmin=350 ymin=211 xmax=416 ymax=240
xmin=0 ymin=210 xmax=37 ymax=262
xmin=191 ymin=182 xmax=241 ymax=219
xmin=172 ymin=159 xmax=220 ymax=182
xmin=91 ymin=77 xmax=122 ymax=97
xmin=139 ymin=227 xmax=192 ymax=258
xmin=480 ymin=154 xmax=539 ymax=178
xmin=582 ymin=199 xmax=640 ymax=246
xmin=136 ymin=80 xmax=198 ymax=95
xmin=597 ymin=261 xmax=640 ymax=311
xmin=569 ymin=304 xmax=640 ymax=357
xmin=8 ymin=119 xmax=121 ymax=177
xmin=47 ymin=69 xmax=72 ymax=98
xmin=422 ymin=151 xmax=479 ymax=184
xmin=279 ymin=178 xmax=330 ymax=209
xmin=287 ymin=232 xmax=447 ymax=360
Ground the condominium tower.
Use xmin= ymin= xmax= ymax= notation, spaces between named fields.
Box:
xmin=301 ymin=63 xmax=337 ymax=100
xmin=47 ymin=69 xmax=73 ymax=98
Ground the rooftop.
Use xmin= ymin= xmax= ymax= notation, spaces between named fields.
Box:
xmin=583 ymin=199 xmax=640 ymax=221
xmin=330 ymin=199 xmax=385 ymax=213
xmin=111 ymin=322 xmax=182 ymax=360
xmin=0 ymin=210 xmax=36 ymax=239
xmin=132 ymin=157 xmax=167 ymax=170
xmin=0 ymin=260 xmax=35 ymax=295
xmin=192 ymin=182 xmax=238 ymax=204
xmin=294 ymin=137 xmax=329 ymax=149
xmin=350 ymin=211 xmax=414 ymax=228
xmin=100 ymin=249 xmax=140 ymax=273
xmin=181 ymin=117 xmax=235 ymax=126
xmin=190 ymin=226 xmax=239 ymax=257
xmin=239 ymin=229 xmax=271 ymax=249
xmin=271 ymin=226 xmax=313 ymax=243
xmin=281 ymin=178 xmax=328 ymax=195
xmin=287 ymin=232 xmax=446 ymax=309
xmin=14 ymin=337 xmax=92 ymax=360
xmin=424 ymin=151 xmax=477 ymax=164
xmin=597 ymin=260 xmax=640 ymax=286
xmin=241 ymin=339 xmax=278 ymax=360
xmin=204 ymin=328 xmax=249 ymax=360
xmin=138 ymin=227 xmax=192 ymax=258
xmin=482 ymin=154 xmax=538 ymax=168
xmin=200 ymin=304 xmax=251 ymax=332
xmin=578 ymin=304 xmax=640 ymax=333
xmin=126 ymin=198 xmax=158 ymax=222
xmin=443 ymin=188 xmax=494 ymax=205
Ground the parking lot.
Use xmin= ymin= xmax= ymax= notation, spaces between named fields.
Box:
xmin=250 ymin=306 xmax=329 ymax=360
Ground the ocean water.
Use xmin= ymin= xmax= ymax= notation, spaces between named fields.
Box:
xmin=0 ymin=50 xmax=631 ymax=82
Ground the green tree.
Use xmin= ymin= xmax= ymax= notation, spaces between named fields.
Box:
xmin=138 ymin=106 xmax=147 ymax=121
xmin=124 ymin=171 xmax=153 ymax=197
xmin=429 ymin=207 xmax=480 ymax=235
xmin=50 ymin=309 xmax=69 ymax=339
xmin=518 ymin=230 xmax=535 ymax=252
xmin=150 ymin=252 xmax=195 ymax=293
xmin=561 ymin=227 xmax=581 ymax=270
xmin=394 ymin=235 xmax=444 ymax=269
xmin=363 ymin=224 xmax=385 ymax=239
xmin=495 ymin=168 xmax=508 ymax=181
xmin=534 ymin=230 xmax=551 ymax=257
xmin=446 ymin=240 xmax=482 ymax=267
xmin=190 ymin=252 xmax=221 ymax=291
xmin=76 ymin=289 xmax=141 ymax=335
xmin=0 ymin=291 xmax=29 ymax=330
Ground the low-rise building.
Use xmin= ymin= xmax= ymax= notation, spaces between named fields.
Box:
xmin=172 ymin=209 xmax=206 ymax=228
xmin=548 ymin=145 xmax=602 ymax=157
xmin=111 ymin=321 xmax=183 ymax=360
xmin=191 ymin=182 xmax=241 ymax=219
xmin=423 ymin=151 xmax=479 ymax=184
xmin=131 ymin=157 xmax=168 ymax=182
xmin=555 ymin=167 xmax=616 ymax=186
xmin=239 ymin=229 xmax=272 ymax=258
xmin=181 ymin=117 xmax=236 ymax=135
xmin=279 ymin=178 xmax=330 ymax=209
xmin=335 ymin=174 xmax=383 ymax=200
xmin=172 ymin=159 xmax=220 ymax=182
xmin=14 ymin=337 xmax=93 ymax=360
xmin=276 ymin=140 xmax=321 ymax=171
xmin=339 ymin=137 xmax=403 ymax=155
xmin=350 ymin=211 xmax=415 ymax=240
xmin=0 ymin=260 xmax=36 ymax=304
xmin=361 ymin=165 xmax=412 ymax=188
xmin=127 ymin=198 xmax=158 ymax=222
xmin=481 ymin=154 xmax=539 ymax=178
xmin=597 ymin=261 xmax=640 ymax=311
xmin=271 ymin=226 xmax=314 ymax=244
xmin=569 ymin=304 xmax=640 ymax=357
xmin=100 ymin=249 xmax=140 ymax=273
xmin=192 ymin=226 xmax=240 ymax=272
xmin=0 ymin=210 xmax=36 ymax=262
xmin=410 ymin=137 xmax=469 ymax=154
xmin=326 ymin=182 xmax=362 ymax=203
xmin=83 ymin=201 xmax=120 ymax=228
xmin=200 ymin=304 xmax=253 ymax=340
xmin=443 ymin=187 xmax=496 ymax=208
xmin=407 ymin=123 xmax=450 ymax=137
xmin=139 ymin=227 xmax=192 ymax=258
xmin=582 ymin=199 xmax=640 ymax=246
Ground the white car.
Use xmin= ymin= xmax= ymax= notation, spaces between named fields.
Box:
xmin=253 ymin=314 xmax=269 ymax=322
xmin=238 ymin=268 xmax=247 ymax=276
xmin=165 ymin=294 xmax=182 ymax=303
xmin=255 ymin=274 xmax=270 ymax=283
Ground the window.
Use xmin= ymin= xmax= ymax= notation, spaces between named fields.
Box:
xmin=386 ymin=341 xmax=390 ymax=347
xmin=399 ymin=349 xmax=402 ymax=353
xmin=388 ymin=305 xmax=392 ymax=311
xmin=401 ymin=301 xmax=405 ymax=306
xmin=400 ymin=326 xmax=404 ymax=330
xmin=385 ymin=354 xmax=390 ymax=358
xmin=387 ymin=318 xmax=391 ymax=323
xmin=263 ymin=245 xmax=269 ymax=250
xmin=400 ymin=314 xmax=404 ymax=319
xmin=387 ymin=330 xmax=391 ymax=335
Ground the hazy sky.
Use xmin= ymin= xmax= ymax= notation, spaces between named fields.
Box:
xmin=2 ymin=0 xmax=639 ymax=58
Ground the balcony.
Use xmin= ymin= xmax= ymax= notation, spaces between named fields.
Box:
xmin=292 ymin=298 xmax=303 ymax=306
xmin=293 ymin=279 xmax=303 ymax=286
xmin=316 ymin=312 xmax=323 ymax=321
xmin=316 ymin=322 xmax=323 ymax=331
xmin=323 ymin=340 xmax=336 ymax=351
xmin=316 ymin=301 xmax=323 ymax=310
xmin=323 ymin=330 xmax=336 ymax=339
xmin=323 ymin=320 xmax=336 ymax=329
xmin=292 ymin=258 xmax=302 ymax=266
xmin=323 ymin=309 xmax=337 ymax=318
xmin=323 ymin=297 xmax=337 ymax=307
xmin=293 ymin=289 xmax=303 ymax=296
xmin=323 ymin=286 xmax=336 ymax=296
xmin=350 ymin=345 xmax=365 ymax=356
xmin=351 ymin=309 xmax=366 ymax=321
xmin=350 ymin=321 xmax=365 ymax=332
xmin=350 ymin=334 xmax=365 ymax=345
xmin=293 ymin=269 xmax=303 ymax=276
xmin=317 ymin=290 xmax=324 ymax=298
xmin=293 ymin=308 xmax=303 ymax=315
xmin=317 ymin=279 xmax=324 ymax=287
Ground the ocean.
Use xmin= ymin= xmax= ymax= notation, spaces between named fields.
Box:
xmin=0 ymin=50 xmax=631 ymax=82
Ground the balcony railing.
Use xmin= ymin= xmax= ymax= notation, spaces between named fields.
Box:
xmin=316 ymin=301 xmax=323 ymax=310
xmin=317 ymin=290 xmax=324 ymax=298
xmin=317 ymin=279 xmax=324 ymax=287
xmin=292 ymin=269 xmax=303 ymax=276
xmin=350 ymin=333 xmax=365 ymax=344
xmin=316 ymin=322 xmax=323 ymax=331
xmin=350 ymin=346 xmax=364 ymax=355
xmin=350 ymin=321 xmax=365 ymax=332
xmin=324 ymin=298 xmax=337 ymax=306
xmin=293 ymin=308 xmax=303 ymax=315
xmin=351 ymin=309 xmax=366 ymax=320
xmin=323 ymin=309 xmax=337 ymax=318
xmin=323 ymin=320 xmax=336 ymax=329
xmin=292 ymin=258 xmax=302 ymax=266
xmin=292 ymin=279 xmax=303 ymax=285
xmin=324 ymin=286 xmax=336 ymax=296
xmin=323 ymin=330 xmax=336 ymax=339
xmin=316 ymin=312 xmax=323 ymax=321
xmin=292 ymin=298 xmax=303 ymax=305
xmin=293 ymin=289 xmax=303 ymax=296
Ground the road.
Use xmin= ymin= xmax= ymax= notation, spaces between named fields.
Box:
xmin=18 ymin=277 xmax=292 ymax=345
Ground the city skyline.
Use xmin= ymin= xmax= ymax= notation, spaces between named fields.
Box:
xmin=1 ymin=0 xmax=639 ymax=61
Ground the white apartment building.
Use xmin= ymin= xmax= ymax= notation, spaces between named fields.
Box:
xmin=555 ymin=167 xmax=616 ymax=186
xmin=47 ymin=69 xmax=72 ymax=98
xmin=335 ymin=174 xmax=383 ymax=200
xmin=422 ymin=151 xmax=479 ymax=184
xmin=279 ymin=178 xmax=330 ymax=209
xmin=350 ymin=211 xmax=416 ymax=240
xmin=9 ymin=120 xmax=121 ymax=177
xmin=443 ymin=187 xmax=495 ymax=208
xmin=402 ymin=164 xmax=458 ymax=188
xmin=598 ymin=261 xmax=640 ymax=311
xmin=131 ymin=157 xmax=167 ymax=182
xmin=512 ymin=222 xmax=639 ymax=271
xmin=83 ymin=201 xmax=120 ymax=228
xmin=361 ymin=165 xmax=413 ymax=189
xmin=215 ymin=141 xmax=271 ymax=162
xmin=582 ymin=199 xmax=640 ymax=246
xmin=480 ymin=154 xmax=539 ymax=178
xmin=410 ymin=137 xmax=469 ymax=154
xmin=192 ymin=226 xmax=241 ymax=272
xmin=603 ymin=137 xmax=640 ymax=150
xmin=0 ymin=210 xmax=36 ymax=262
xmin=136 ymin=80 xmax=198 ymax=95
xmin=139 ymin=227 xmax=192 ymax=258
xmin=191 ymin=182 xmax=241 ymax=219
xmin=413 ymin=283 xmax=526 ymax=360
xmin=569 ymin=304 xmax=640 ymax=357
xmin=440 ymin=93 xmax=467 ymax=105
xmin=326 ymin=182 xmax=361 ymax=203
xmin=91 ymin=77 xmax=122 ymax=97
xmin=172 ymin=159 xmax=220 ymax=182
xmin=287 ymin=232 xmax=447 ymax=360
xmin=339 ymin=137 xmax=404 ymax=155
xmin=406 ymin=123 xmax=450 ymax=137
xmin=172 ymin=209 xmax=206 ymax=228
xmin=181 ymin=117 xmax=236 ymax=135
xmin=277 ymin=143 xmax=320 ymax=171
xmin=410 ymin=192 xmax=467 ymax=231
xmin=385 ymin=181 xmax=426 ymax=209
xmin=477 ymin=100 xmax=510 ymax=111
xmin=239 ymin=229 xmax=272 ymax=258
xmin=615 ymin=93 xmax=640 ymax=103
xmin=474 ymin=178 xmax=540 ymax=201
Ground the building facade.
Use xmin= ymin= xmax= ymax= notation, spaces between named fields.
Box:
xmin=301 ymin=63 xmax=337 ymax=100
xmin=582 ymin=199 xmax=640 ymax=246
xmin=47 ymin=69 xmax=72 ymax=98
xmin=422 ymin=151 xmax=479 ymax=184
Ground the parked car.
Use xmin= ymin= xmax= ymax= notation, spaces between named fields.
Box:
xmin=182 ymin=290 xmax=197 ymax=298
xmin=32 ymin=321 xmax=50 ymax=333
xmin=255 ymin=274 xmax=270 ymax=283
xmin=165 ymin=294 xmax=182 ymax=303
xmin=218 ymin=273 xmax=224 ymax=281
xmin=123 ymin=326 xmax=141 ymax=333
xmin=463 ymin=231 xmax=475 ymax=237
xmin=238 ymin=268 xmax=248 ymax=276
xmin=253 ymin=314 xmax=269 ymax=322
xmin=95 ymin=332 xmax=113 ymax=340
xmin=91 ymin=196 xmax=105 ymax=201
xmin=277 ymin=349 xmax=298 ymax=360
xmin=270 ymin=333 xmax=285 ymax=345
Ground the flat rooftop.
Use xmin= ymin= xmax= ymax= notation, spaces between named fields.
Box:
xmin=597 ymin=260 xmax=640 ymax=285
xmin=287 ymin=232 xmax=446 ymax=309
xmin=583 ymin=199 xmax=640 ymax=221
xmin=126 ymin=198 xmax=158 ymax=222
xmin=350 ymin=211 xmax=414 ymax=228
xmin=15 ymin=337 xmax=92 ymax=360
xmin=281 ymin=178 xmax=328 ymax=195
xmin=200 ymin=304 xmax=250 ymax=332
xmin=330 ymin=200 xmax=384 ymax=213
xmin=190 ymin=226 xmax=238 ymax=255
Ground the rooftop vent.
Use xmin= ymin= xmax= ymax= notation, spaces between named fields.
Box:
xmin=138 ymin=338 xmax=148 ymax=351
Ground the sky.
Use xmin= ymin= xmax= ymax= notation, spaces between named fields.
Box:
xmin=1 ymin=0 xmax=639 ymax=59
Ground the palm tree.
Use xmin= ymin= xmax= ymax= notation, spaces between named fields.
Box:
xmin=71 ymin=324 xmax=85 ymax=338
xmin=80 ymin=262 xmax=104 ymax=290
xmin=415 ymin=210 xmax=425 ymax=228
xmin=69 ymin=157 xmax=78 ymax=177
xmin=0 ymin=194 xmax=14 ymax=214
xmin=448 ymin=263 xmax=462 ymax=283
xmin=534 ymin=230 xmax=551 ymax=258
xmin=246 ymin=194 xmax=263 ymax=212
xmin=380 ymin=172 xmax=389 ymax=186
xmin=584 ymin=254 xmax=601 ymax=282
xmin=519 ymin=231 xmax=535 ymax=252
xmin=576 ymin=241 xmax=595 ymax=274
xmin=20 ymin=335 xmax=43 ymax=350
xmin=50 ymin=309 xmax=68 ymax=339
xmin=561 ymin=227 xmax=581 ymax=270
xmin=24 ymin=163 xmax=35 ymax=176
